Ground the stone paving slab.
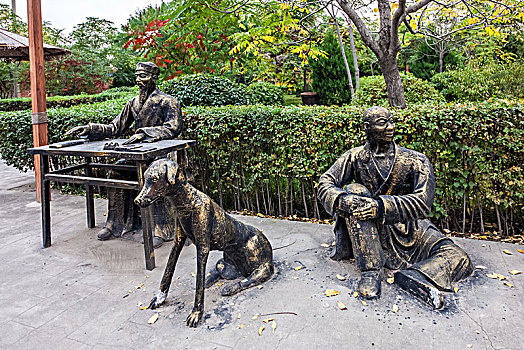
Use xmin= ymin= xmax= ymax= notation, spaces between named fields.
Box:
xmin=0 ymin=160 xmax=523 ymax=350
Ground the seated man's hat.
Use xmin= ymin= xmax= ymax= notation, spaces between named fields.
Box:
xmin=136 ymin=62 xmax=160 ymax=77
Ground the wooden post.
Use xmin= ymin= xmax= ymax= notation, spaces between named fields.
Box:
xmin=27 ymin=0 xmax=48 ymax=203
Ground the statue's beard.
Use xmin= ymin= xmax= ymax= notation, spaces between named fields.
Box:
xmin=139 ymin=83 xmax=155 ymax=104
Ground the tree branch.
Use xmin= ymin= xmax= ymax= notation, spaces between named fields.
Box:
xmin=406 ymin=0 xmax=433 ymax=15
xmin=337 ymin=0 xmax=381 ymax=57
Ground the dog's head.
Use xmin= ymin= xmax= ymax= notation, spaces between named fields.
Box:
xmin=134 ymin=159 xmax=180 ymax=208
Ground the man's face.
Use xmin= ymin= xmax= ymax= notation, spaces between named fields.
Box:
xmin=135 ymin=69 xmax=155 ymax=89
xmin=365 ymin=112 xmax=395 ymax=145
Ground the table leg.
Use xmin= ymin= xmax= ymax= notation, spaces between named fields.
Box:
xmin=85 ymin=157 xmax=95 ymax=228
xmin=137 ymin=160 xmax=155 ymax=270
xmin=40 ymin=154 xmax=51 ymax=248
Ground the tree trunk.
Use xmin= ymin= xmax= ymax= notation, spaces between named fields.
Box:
xmin=439 ymin=48 xmax=444 ymax=73
xmin=379 ymin=55 xmax=406 ymax=108
xmin=348 ymin=26 xmax=360 ymax=91
xmin=333 ymin=19 xmax=354 ymax=98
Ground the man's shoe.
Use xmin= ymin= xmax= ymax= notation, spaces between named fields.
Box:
xmin=358 ymin=270 xmax=382 ymax=299
xmin=97 ymin=228 xmax=115 ymax=241
xmin=153 ymin=236 xmax=164 ymax=248
xmin=394 ymin=269 xmax=443 ymax=309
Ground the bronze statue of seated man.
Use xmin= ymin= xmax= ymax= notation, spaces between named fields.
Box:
xmin=65 ymin=62 xmax=183 ymax=248
xmin=317 ymin=106 xmax=472 ymax=308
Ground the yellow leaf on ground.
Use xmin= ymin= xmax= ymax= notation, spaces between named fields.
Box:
xmin=486 ymin=273 xmax=498 ymax=279
xmin=337 ymin=301 xmax=347 ymax=310
xmin=257 ymin=285 xmax=263 ymax=289
xmin=238 ymin=323 xmax=244 ymax=329
xmin=148 ymin=313 xmax=159 ymax=324
xmin=325 ymin=289 xmax=340 ymax=297
xmin=294 ymin=265 xmax=303 ymax=271
xmin=321 ymin=243 xmax=330 ymax=248
xmin=517 ymin=249 xmax=524 ymax=254
xmin=332 ymin=241 xmax=336 ymax=246
xmin=392 ymin=304 xmax=399 ymax=313
xmin=475 ymin=265 xmax=487 ymax=270
xmin=361 ymin=300 xmax=368 ymax=306
xmin=504 ymin=282 xmax=514 ymax=288
xmin=238 ymin=313 xmax=241 ymax=319
xmin=509 ymin=270 xmax=522 ymax=275
xmin=258 ymin=326 xmax=265 ymax=336
xmin=140 ymin=305 xmax=149 ymax=310
xmin=353 ymin=291 xmax=359 ymax=298
xmin=467 ymin=344 xmax=472 ymax=348
xmin=503 ymin=250 xmax=513 ymax=255
xmin=252 ymin=314 xmax=260 ymax=320
xmin=262 ymin=318 xmax=274 ymax=323
xmin=494 ymin=273 xmax=507 ymax=280
xmin=387 ymin=277 xmax=395 ymax=284
xmin=271 ymin=320 xmax=277 ymax=333
xmin=454 ymin=287 xmax=459 ymax=293
xmin=190 ymin=272 xmax=196 ymax=277
xmin=336 ymin=274 xmax=346 ymax=281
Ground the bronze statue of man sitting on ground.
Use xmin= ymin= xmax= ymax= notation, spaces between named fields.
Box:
xmin=317 ymin=106 xmax=472 ymax=308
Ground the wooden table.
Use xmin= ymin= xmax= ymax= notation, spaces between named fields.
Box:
xmin=28 ymin=139 xmax=196 ymax=270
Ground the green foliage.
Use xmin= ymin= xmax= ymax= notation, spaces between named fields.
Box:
xmin=160 ymin=74 xmax=249 ymax=107
xmin=431 ymin=61 xmax=524 ymax=102
xmin=2 ymin=98 xmax=523 ymax=233
xmin=310 ymin=28 xmax=354 ymax=105
xmin=0 ymin=90 xmax=135 ymax=112
xmin=245 ymin=82 xmax=284 ymax=105
xmin=354 ymin=73 xmax=445 ymax=106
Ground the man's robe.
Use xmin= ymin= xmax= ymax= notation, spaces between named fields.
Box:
xmin=318 ymin=142 xmax=471 ymax=290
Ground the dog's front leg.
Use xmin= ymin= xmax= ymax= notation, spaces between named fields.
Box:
xmin=186 ymin=246 xmax=209 ymax=327
xmin=150 ymin=234 xmax=186 ymax=309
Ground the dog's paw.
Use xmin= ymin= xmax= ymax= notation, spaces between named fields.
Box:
xmin=186 ymin=309 xmax=203 ymax=327
xmin=149 ymin=291 xmax=167 ymax=309
xmin=221 ymin=281 xmax=243 ymax=296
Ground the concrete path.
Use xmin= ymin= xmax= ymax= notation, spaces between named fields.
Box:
xmin=0 ymin=160 xmax=523 ymax=350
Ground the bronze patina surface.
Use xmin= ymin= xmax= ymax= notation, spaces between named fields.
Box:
xmin=65 ymin=62 xmax=183 ymax=246
xmin=317 ymin=106 xmax=472 ymax=308
xmin=135 ymin=159 xmax=274 ymax=327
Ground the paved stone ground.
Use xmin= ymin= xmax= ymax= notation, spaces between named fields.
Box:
xmin=0 ymin=159 xmax=523 ymax=350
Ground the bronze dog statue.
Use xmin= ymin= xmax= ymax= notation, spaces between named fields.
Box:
xmin=135 ymin=159 xmax=274 ymax=327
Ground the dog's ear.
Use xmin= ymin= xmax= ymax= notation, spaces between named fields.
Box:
xmin=165 ymin=160 xmax=179 ymax=185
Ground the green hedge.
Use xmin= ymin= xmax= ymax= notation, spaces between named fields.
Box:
xmin=0 ymin=89 xmax=136 ymax=112
xmin=1 ymin=99 xmax=522 ymax=234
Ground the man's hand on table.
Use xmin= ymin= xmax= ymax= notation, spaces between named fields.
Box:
xmin=123 ymin=132 xmax=146 ymax=145
xmin=65 ymin=125 xmax=91 ymax=137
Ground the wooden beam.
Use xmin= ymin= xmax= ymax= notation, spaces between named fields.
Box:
xmin=27 ymin=0 xmax=48 ymax=202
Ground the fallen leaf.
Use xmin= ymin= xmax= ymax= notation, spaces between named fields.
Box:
xmin=325 ymin=289 xmax=340 ymax=297
xmin=257 ymin=285 xmax=263 ymax=289
xmin=337 ymin=301 xmax=347 ymax=310
xmin=332 ymin=241 xmax=336 ymax=246
xmin=454 ymin=287 xmax=459 ymax=293
xmin=503 ymin=250 xmax=513 ymax=255
xmin=190 ymin=272 xmax=196 ymax=277
xmin=217 ymin=282 xmax=223 ymax=286
xmin=294 ymin=265 xmax=303 ymax=271
xmin=238 ymin=313 xmax=241 ymax=319
xmin=481 ymin=244 xmax=486 ymax=247
xmin=206 ymin=272 xmax=211 ymax=277
xmin=486 ymin=273 xmax=498 ymax=279
xmin=258 ymin=326 xmax=265 ymax=336
xmin=262 ymin=318 xmax=274 ymax=323
xmin=148 ymin=313 xmax=159 ymax=324
xmin=336 ymin=274 xmax=346 ymax=281
xmin=475 ymin=265 xmax=487 ymax=270
xmin=238 ymin=323 xmax=244 ymax=329
xmin=271 ymin=320 xmax=277 ymax=333
xmin=321 ymin=243 xmax=330 ymax=248
xmin=392 ymin=304 xmax=399 ymax=313
xmin=140 ymin=305 xmax=149 ymax=310
xmin=467 ymin=344 xmax=472 ymax=348
xmin=353 ymin=291 xmax=359 ymax=298
xmin=361 ymin=300 xmax=368 ymax=306
xmin=509 ymin=270 xmax=522 ymax=275
xmin=518 ymin=249 xmax=524 ymax=254
xmin=252 ymin=314 xmax=260 ymax=320
xmin=494 ymin=273 xmax=507 ymax=280
xmin=386 ymin=277 xmax=395 ymax=284
xmin=504 ymin=282 xmax=514 ymax=288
